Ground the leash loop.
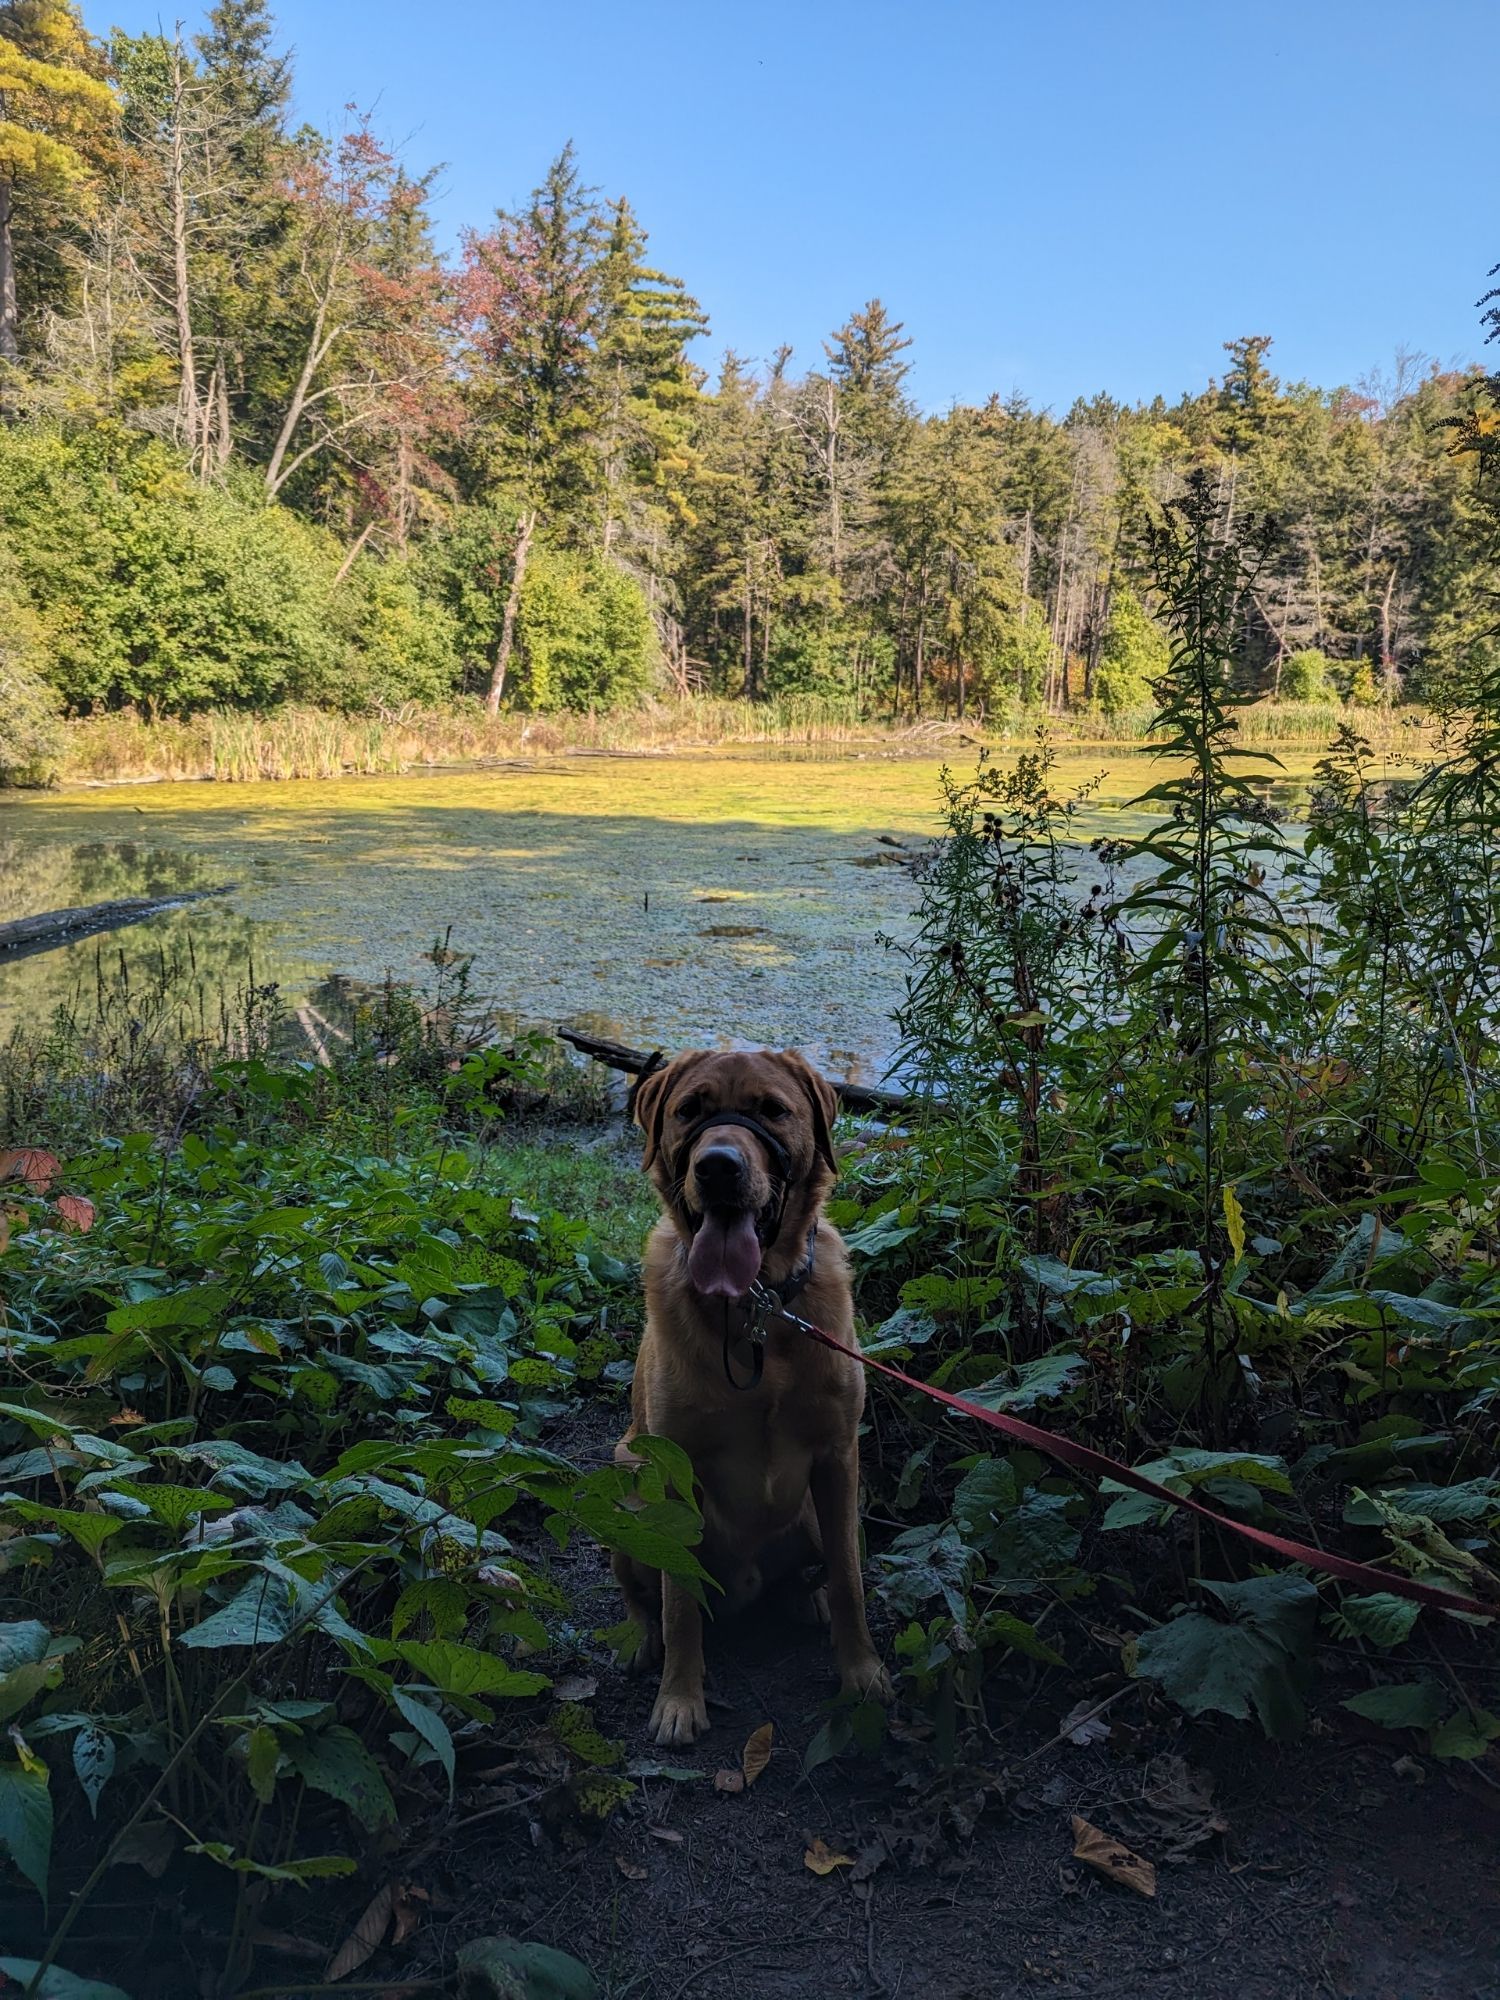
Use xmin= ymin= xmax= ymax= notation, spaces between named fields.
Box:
xmin=721 ymin=1292 xmax=767 ymax=1390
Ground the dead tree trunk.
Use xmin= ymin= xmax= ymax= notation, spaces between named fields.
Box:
xmin=168 ymin=42 xmax=202 ymax=459
xmin=486 ymin=508 xmax=536 ymax=714
xmin=0 ymin=179 xmax=18 ymax=361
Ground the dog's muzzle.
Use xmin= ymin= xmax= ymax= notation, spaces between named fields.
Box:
xmin=673 ymin=1110 xmax=794 ymax=1299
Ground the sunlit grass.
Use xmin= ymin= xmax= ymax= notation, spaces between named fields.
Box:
xmin=47 ymin=694 xmax=1429 ymax=788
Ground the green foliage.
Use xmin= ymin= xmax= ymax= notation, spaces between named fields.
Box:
xmin=1093 ymin=587 xmax=1168 ymax=719
xmin=0 ymin=1042 xmax=692 ymax=1943
xmin=1279 ymin=647 xmax=1334 ymax=701
xmin=0 ymin=537 xmax=63 ymax=783
xmin=0 ymin=423 xmax=474 ymax=716
xmin=845 ymin=465 xmax=1500 ymax=1760
xmin=510 ymin=544 xmax=657 ymax=712
xmin=1133 ymin=1576 xmax=1319 ymax=1739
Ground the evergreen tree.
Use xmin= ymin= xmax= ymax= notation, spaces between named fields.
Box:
xmin=0 ymin=0 xmax=112 ymax=359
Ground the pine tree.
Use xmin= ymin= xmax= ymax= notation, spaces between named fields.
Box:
xmin=460 ymin=143 xmax=610 ymax=708
xmin=195 ymin=0 xmax=288 ymax=157
xmin=594 ymin=195 xmax=707 ymax=561
xmin=0 ymin=0 xmax=113 ymax=359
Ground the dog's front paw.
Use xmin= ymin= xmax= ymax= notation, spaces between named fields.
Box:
xmin=649 ymin=1686 xmax=709 ymax=1746
xmin=840 ymin=1657 xmax=895 ymax=1706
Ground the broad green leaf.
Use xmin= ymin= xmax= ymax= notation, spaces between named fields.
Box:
xmin=1134 ymin=1576 xmax=1318 ymax=1740
xmin=1329 ymin=1593 xmax=1420 ymax=1649
xmin=1428 ymin=1707 xmax=1500 ymax=1761
xmin=0 ymin=1403 xmax=74 ymax=1442
xmin=1343 ymin=1480 xmax=1500 ymax=1527
xmin=103 ymin=1482 xmax=236 ymax=1533
xmin=952 ymin=1459 xmax=1018 ymax=1544
xmin=0 ymin=1962 xmax=131 ymax=2000
xmin=390 ymin=1639 xmax=548 ymax=1703
xmin=0 ymin=1502 xmax=124 ymax=1560
xmin=0 ymin=1621 xmax=51 ymax=1672
xmin=967 ymin=1349 xmax=1088 ymax=1412
xmin=1342 ymin=1681 xmax=1450 ymax=1730
xmin=0 ymin=1757 xmax=52 ymax=1905
xmin=104 ymin=1284 xmax=232 ymax=1334
xmin=286 ymin=1725 xmax=395 ymax=1828
xmin=0 ymin=1660 xmax=65 ymax=1724
xmin=178 ymin=1574 xmax=295 ymax=1649
xmin=445 ymin=1395 xmax=517 ymax=1437
xmin=456 ymin=1936 xmax=600 ymax=2000
xmin=391 ymin=1687 xmax=455 ymax=1792
xmin=72 ymin=1725 xmax=115 ymax=1818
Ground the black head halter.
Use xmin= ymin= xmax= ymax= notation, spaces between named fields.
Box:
xmin=671 ymin=1107 xmax=795 ymax=1246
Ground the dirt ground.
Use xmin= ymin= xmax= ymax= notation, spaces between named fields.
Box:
xmin=13 ymin=1405 xmax=1498 ymax=2000
xmin=392 ymin=1402 xmax=1500 ymax=2000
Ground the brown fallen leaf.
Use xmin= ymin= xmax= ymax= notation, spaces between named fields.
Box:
xmin=110 ymin=1407 xmax=145 ymax=1427
xmin=1070 ymin=1816 xmax=1156 ymax=1898
xmin=713 ymin=1768 xmax=745 ymax=1795
xmin=390 ymin=1883 xmax=429 ymax=1948
xmin=647 ymin=1825 xmax=683 ymax=1844
xmin=54 ymin=1193 xmax=96 ymax=1234
xmin=615 ymin=1856 xmax=648 ymax=1881
xmin=741 ymin=1721 xmax=774 ymax=1787
xmin=0 ymin=1148 xmax=59 ymax=1192
xmin=326 ymin=1881 xmax=395 ymax=1980
xmin=804 ymin=1838 xmax=854 ymax=1876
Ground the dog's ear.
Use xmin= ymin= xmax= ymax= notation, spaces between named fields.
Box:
xmin=779 ymin=1051 xmax=839 ymax=1176
xmin=629 ymin=1053 xmax=677 ymax=1171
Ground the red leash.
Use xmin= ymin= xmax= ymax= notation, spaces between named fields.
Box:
xmin=773 ymin=1307 xmax=1496 ymax=1622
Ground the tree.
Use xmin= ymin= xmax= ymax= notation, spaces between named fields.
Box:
xmin=594 ymin=195 xmax=706 ymax=560
xmin=0 ymin=0 xmax=113 ymax=360
xmin=1093 ymin=587 xmax=1170 ymax=718
xmin=460 ymin=143 xmax=608 ymax=710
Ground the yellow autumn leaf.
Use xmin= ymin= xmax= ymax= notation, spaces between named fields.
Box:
xmin=1222 ymin=1182 xmax=1246 ymax=1264
xmin=803 ymin=1838 xmax=853 ymax=1876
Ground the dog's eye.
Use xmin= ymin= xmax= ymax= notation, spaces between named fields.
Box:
xmin=675 ymin=1096 xmax=702 ymax=1121
xmin=760 ymin=1100 xmax=790 ymax=1121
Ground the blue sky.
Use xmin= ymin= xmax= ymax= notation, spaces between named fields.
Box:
xmin=85 ymin=0 xmax=1492 ymax=412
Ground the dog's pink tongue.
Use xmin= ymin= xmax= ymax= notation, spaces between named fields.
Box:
xmin=687 ymin=1211 xmax=762 ymax=1298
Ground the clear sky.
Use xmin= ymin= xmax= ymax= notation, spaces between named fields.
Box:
xmin=84 ymin=0 xmax=1492 ymax=413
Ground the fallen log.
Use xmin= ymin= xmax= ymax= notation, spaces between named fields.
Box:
xmin=555 ymin=1024 xmax=918 ymax=1120
xmin=0 ymin=886 xmax=238 ymax=960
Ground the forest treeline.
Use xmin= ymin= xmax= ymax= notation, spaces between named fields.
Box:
xmin=2 ymin=0 xmax=1496 ymax=779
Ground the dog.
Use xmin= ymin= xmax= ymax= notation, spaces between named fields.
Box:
xmin=612 ymin=1047 xmax=892 ymax=1746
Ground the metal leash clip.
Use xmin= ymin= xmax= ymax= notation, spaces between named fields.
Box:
xmin=744 ymin=1279 xmax=780 ymax=1345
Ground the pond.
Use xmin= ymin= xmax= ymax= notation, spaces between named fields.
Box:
xmin=0 ymin=744 xmax=1366 ymax=1082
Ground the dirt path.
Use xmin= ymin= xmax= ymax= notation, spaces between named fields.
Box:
xmin=406 ymin=1404 xmax=1500 ymax=2000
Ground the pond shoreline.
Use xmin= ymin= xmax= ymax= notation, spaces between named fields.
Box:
xmin=14 ymin=695 xmax=1415 ymax=793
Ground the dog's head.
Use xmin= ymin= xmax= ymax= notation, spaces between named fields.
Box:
xmin=631 ymin=1049 xmax=838 ymax=1299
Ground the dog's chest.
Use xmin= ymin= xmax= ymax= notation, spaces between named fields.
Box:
xmin=694 ymin=1390 xmax=818 ymax=1538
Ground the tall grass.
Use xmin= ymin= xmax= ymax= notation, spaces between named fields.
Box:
xmin=48 ymin=692 xmax=1426 ymax=787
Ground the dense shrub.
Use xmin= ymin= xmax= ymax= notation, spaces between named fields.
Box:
xmin=1279 ymin=647 xmax=1335 ymax=701
xmin=0 ymin=547 xmax=65 ymax=785
xmin=0 ymin=422 xmax=466 ymax=716
xmin=511 ymin=544 xmax=657 ymax=711
xmin=1093 ymin=587 xmax=1169 ymax=717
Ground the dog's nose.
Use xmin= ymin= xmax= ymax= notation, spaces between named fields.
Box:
xmin=694 ymin=1144 xmax=747 ymax=1203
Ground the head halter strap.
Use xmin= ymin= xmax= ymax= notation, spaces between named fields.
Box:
xmin=671 ymin=1106 xmax=796 ymax=1249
